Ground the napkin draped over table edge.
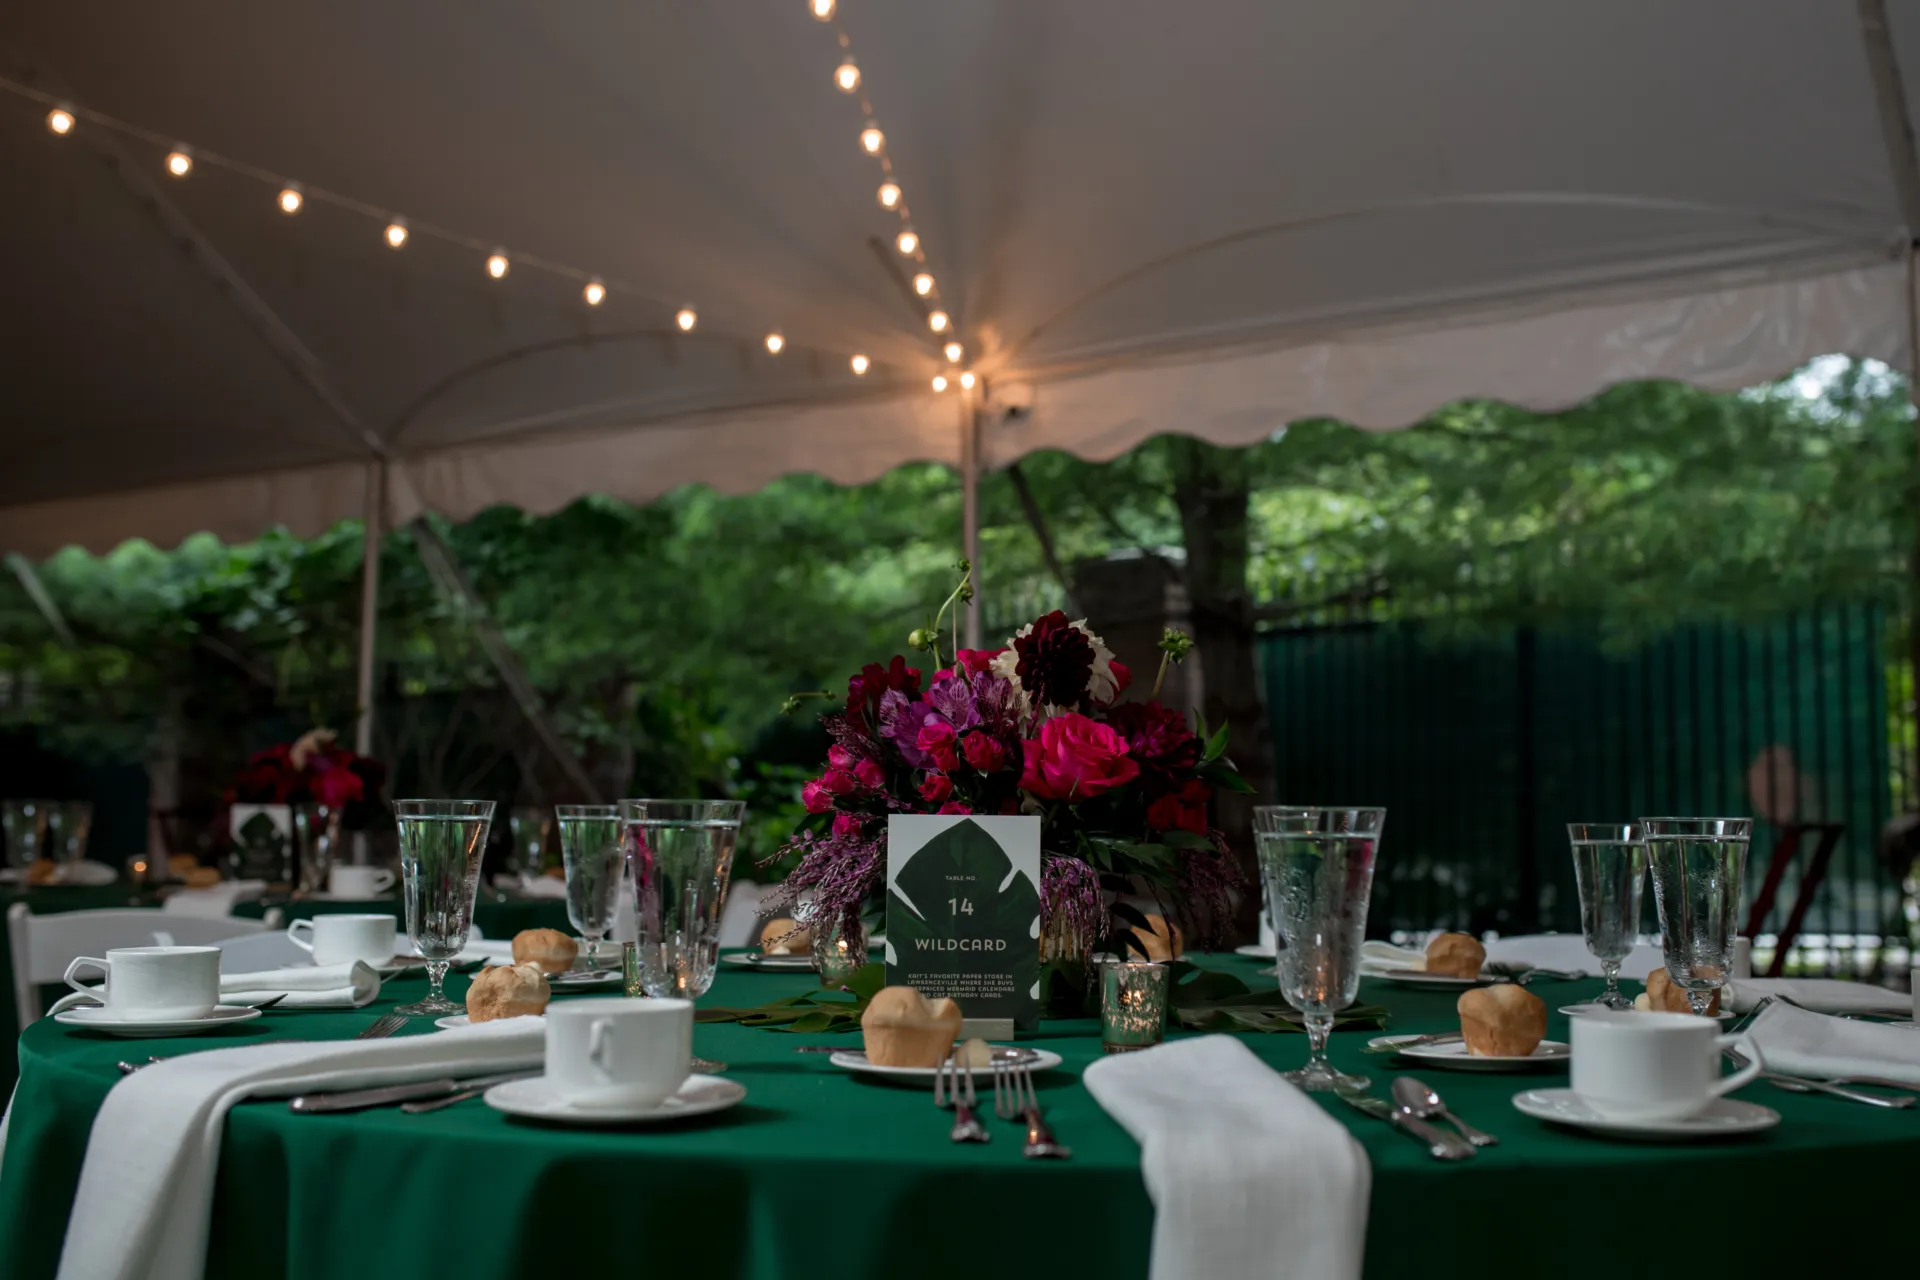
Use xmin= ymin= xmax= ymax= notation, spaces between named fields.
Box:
xmin=1083 ymin=1035 xmax=1370 ymax=1280
xmin=53 ymin=1019 xmax=546 ymax=1280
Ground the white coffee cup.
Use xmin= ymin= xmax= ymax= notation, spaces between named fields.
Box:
xmin=287 ymin=914 xmax=396 ymax=967
xmin=1571 ymin=1010 xmax=1764 ymax=1121
xmin=545 ymin=997 xmax=692 ymax=1109
xmin=327 ymin=866 xmax=395 ymax=898
xmin=63 ymin=945 xmax=221 ymax=1021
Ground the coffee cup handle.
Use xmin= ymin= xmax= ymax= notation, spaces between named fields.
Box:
xmin=1711 ymin=1032 xmax=1764 ymax=1098
xmin=371 ymin=869 xmax=395 ymax=893
xmin=287 ymin=919 xmax=316 ymax=953
xmin=588 ymin=1017 xmax=616 ymax=1081
xmin=62 ymin=956 xmax=109 ymax=1001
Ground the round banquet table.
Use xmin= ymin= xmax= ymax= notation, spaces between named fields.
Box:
xmin=3 ymin=954 xmax=1915 ymax=1280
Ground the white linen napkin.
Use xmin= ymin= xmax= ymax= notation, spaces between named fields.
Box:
xmin=512 ymin=874 xmax=567 ymax=900
xmin=161 ymin=880 xmax=268 ymax=916
xmin=1724 ymin=977 xmax=1912 ymax=1017
xmin=1745 ymin=1000 xmax=1920 ymax=1084
xmin=1083 ymin=1035 xmax=1370 ymax=1280
xmin=1358 ymin=940 xmax=1427 ymax=975
xmin=56 ymin=1019 xmax=545 ymax=1280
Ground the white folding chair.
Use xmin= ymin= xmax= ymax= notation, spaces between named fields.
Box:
xmin=6 ymin=903 xmax=282 ymax=1025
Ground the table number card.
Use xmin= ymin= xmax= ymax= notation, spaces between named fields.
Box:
xmin=886 ymin=814 xmax=1041 ymax=1035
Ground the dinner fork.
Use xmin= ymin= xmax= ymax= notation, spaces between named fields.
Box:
xmin=933 ymin=1052 xmax=990 ymax=1143
xmin=355 ymin=1013 xmax=408 ymax=1040
xmin=997 ymin=1060 xmax=1070 ymax=1159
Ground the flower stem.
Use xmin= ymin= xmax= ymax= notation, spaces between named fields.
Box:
xmin=928 ymin=561 xmax=975 ymax=672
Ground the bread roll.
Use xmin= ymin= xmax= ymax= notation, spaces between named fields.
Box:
xmin=167 ymin=853 xmax=200 ymax=879
xmin=1458 ymin=984 xmax=1547 ymax=1056
xmin=1134 ymin=913 xmax=1185 ymax=962
xmin=1644 ymin=968 xmax=1720 ymax=1016
xmin=1425 ymin=932 xmax=1486 ymax=979
xmin=760 ymin=917 xmax=813 ymax=956
xmin=511 ymin=927 xmax=579 ymax=974
xmin=183 ymin=866 xmax=221 ymax=889
xmin=860 ymin=986 xmax=963 ymax=1067
xmin=26 ymin=858 xmax=56 ymax=885
xmin=465 ymin=963 xmax=551 ymax=1022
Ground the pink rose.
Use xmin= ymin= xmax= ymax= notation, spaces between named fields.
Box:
xmin=832 ymin=812 xmax=865 ymax=838
xmin=917 ymin=721 xmax=959 ymax=772
xmin=801 ymin=779 xmax=834 ymax=813
xmin=852 ymin=758 xmax=885 ymax=790
xmin=1108 ymin=659 xmax=1132 ymax=699
xmin=1018 ymin=712 xmax=1140 ymax=802
xmin=828 ymin=745 xmax=856 ymax=771
xmin=822 ymin=769 xmax=858 ymax=796
xmin=937 ymin=801 xmax=972 ymax=815
xmin=919 ymin=773 xmax=954 ymax=804
xmin=961 ymin=732 xmax=1008 ymax=773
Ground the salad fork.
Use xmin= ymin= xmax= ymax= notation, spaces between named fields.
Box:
xmin=996 ymin=1060 xmax=1069 ymax=1159
xmin=934 ymin=1053 xmax=989 ymax=1143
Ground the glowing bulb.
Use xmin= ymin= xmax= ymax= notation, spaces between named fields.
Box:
xmin=46 ymin=109 xmax=74 ymax=135
xmin=165 ymin=149 xmax=192 ymax=177
xmin=486 ymin=252 xmax=509 ymax=279
xmin=932 ymin=375 xmax=949 ymax=393
xmin=810 ymin=0 xmax=835 ymax=18
xmin=944 ymin=341 xmax=963 ymax=362
xmin=913 ymin=273 xmax=934 ymax=297
xmin=959 ymin=371 xmax=977 ymax=390
xmin=584 ymin=279 xmax=606 ymax=306
xmin=765 ymin=332 xmax=785 ymax=354
xmin=676 ymin=308 xmax=698 ymax=331
xmin=850 ymin=354 xmax=870 ymax=375
xmin=878 ymin=181 xmax=902 ymax=210
xmin=835 ymin=59 xmax=861 ymax=93
xmin=860 ymin=125 xmax=885 ymax=155
xmin=928 ymin=310 xmax=950 ymax=333
xmin=385 ymin=220 xmax=409 ymax=248
xmin=896 ymin=230 xmax=919 ymax=255
xmin=277 ymin=186 xmax=303 ymax=215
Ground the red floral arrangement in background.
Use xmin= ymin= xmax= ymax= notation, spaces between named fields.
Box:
xmin=230 ymin=729 xmax=386 ymax=812
xmin=766 ymin=564 xmax=1250 ymax=959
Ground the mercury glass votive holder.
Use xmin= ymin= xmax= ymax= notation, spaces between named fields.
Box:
xmin=1101 ymin=961 xmax=1170 ymax=1053
xmin=622 ymin=940 xmax=643 ymax=998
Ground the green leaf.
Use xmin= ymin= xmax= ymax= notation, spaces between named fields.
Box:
xmin=1157 ymin=829 xmax=1216 ymax=852
xmin=1203 ymin=721 xmax=1231 ymax=762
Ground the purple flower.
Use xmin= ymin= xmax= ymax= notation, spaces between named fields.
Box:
xmin=877 ymin=690 xmax=936 ymax=769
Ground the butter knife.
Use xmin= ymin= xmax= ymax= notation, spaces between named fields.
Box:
xmin=1333 ymin=1087 xmax=1476 ymax=1160
xmin=288 ymin=1070 xmax=533 ymax=1114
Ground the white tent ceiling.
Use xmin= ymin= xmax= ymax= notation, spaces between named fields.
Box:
xmin=2 ymin=1 xmax=1918 ymax=556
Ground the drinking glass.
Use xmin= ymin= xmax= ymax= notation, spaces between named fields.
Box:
xmin=1643 ymin=817 xmax=1751 ymax=1017
xmin=507 ymin=806 xmax=552 ymax=879
xmin=2 ymin=800 xmax=48 ymax=871
xmin=1567 ymin=823 xmax=1646 ymax=1010
xmin=49 ymin=803 xmax=92 ymax=869
xmin=1254 ymin=805 xmax=1384 ymax=1091
xmin=622 ymin=799 xmax=744 ymax=1000
xmin=556 ymin=804 xmax=625 ymax=967
xmin=395 ymin=799 xmax=496 ymax=1015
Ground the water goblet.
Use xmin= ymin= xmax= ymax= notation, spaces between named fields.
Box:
xmin=1254 ymin=805 xmax=1384 ymax=1091
xmin=395 ymin=799 xmax=496 ymax=1016
xmin=1567 ymin=823 xmax=1646 ymax=1010
xmin=1643 ymin=817 xmax=1751 ymax=1017
xmin=622 ymin=799 xmax=745 ymax=1000
xmin=556 ymin=804 xmax=624 ymax=968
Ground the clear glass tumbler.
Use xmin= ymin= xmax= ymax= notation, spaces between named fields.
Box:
xmin=1644 ymin=817 xmax=1751 ymax=1017
xmin=556 ymin=804 xmax=625 ymax=967
xmin=0 ymin=800 xmax=46 ymax=871
xmin=622 ymin=799 xmax=745 ymax=1000
xmin=49 ymin=802 xmax=92 ymax=873
xmin=1567 ymin=822 xmax=1646 ymax=1010
xmin=1254 ymin=805 xmax=1384 ymax=1091
xmin=395 ymin=799 xmax=496 ymax=1015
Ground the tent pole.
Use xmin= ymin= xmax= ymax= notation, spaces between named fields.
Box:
xmin=354 ymin=460 xmax=385 ymax=760
xmin=961 ymin=387 xmax=982 ymax=649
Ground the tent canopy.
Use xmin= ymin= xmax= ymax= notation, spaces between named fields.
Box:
xmin=2 ymin=1 xmax=1917 ymax=555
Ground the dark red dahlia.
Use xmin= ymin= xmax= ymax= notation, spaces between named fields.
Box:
xmin=1012 ymin=611 xmax=1095 ymax=709
xmin=1108 ymin=701 xmax=1202 ymax=774
xmin=846 ymin=656 xmax=923 ymax=729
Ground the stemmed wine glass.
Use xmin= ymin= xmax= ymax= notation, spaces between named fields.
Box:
xmin=395 ymin=799 xmax=496 ymax=1016
xmin=1644 ymin=817 xmax=1752 ymax=1017
xmin=1567 ymin=823 xmax=1646 ymax=1010
xmin=555 ymin=804 xmax=624 ymax=970
xmin=1254 ymin=805 xmax=1384 ymax=1091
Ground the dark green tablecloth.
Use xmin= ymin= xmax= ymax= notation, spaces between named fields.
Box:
xmin=4 ymin=957 xmax=1916 ymax=1280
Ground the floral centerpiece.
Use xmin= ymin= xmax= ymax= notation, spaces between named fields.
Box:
xmin=226 ymin=729 xmax=388 ymax=888
xmin=765 ymin=564 xmax=1250 ymax=995
xmin=231 ymin=729 xmax=386 ymax=811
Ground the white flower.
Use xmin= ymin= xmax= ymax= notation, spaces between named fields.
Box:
xmin=990 ymin=617 xmax=1119 ymax=708
xmin=288 ymin=727 xmax=337 ymax=771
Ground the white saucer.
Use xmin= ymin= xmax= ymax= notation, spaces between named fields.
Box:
xmin=484 ymin=1073 xmax=744 ymax=1124
xmin=1560 ymin=1002 xmax=1737 ymax=1022
xmin=1511 ymin=1088 xmax=1780 ymax=1140
xmin=720 ymin=953 xmax=815 ymax=971
xmin=1371 ymin=968 xmax=1488 ymax=989
xmin=827 ymin=1047 xmax=1063 ymax=1082
xmin=1368 ymin=1034 xmax=1569 ymax=1071
xmin=436 ymin=1014 xmax=473 ymax=1029
xmin=54 ymin=1005 xmax=263 ymax=1037
xmin=1234 ymin=943 xmax=1276 ymax=959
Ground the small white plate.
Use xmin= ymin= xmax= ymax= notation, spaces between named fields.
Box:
xmin=485 ymin=1073 xmax=744 ymax=1124
xmin=54 ymin=1005 xmax=263 ymax=1038
xmin=720 ymin=953 xmax=815 ymax=971
xmin=1234 ymin=943 xmax=1276 ymax=960
xmin=1369 ymin=1034 xmax=1569 ymax=1071
xmin=1512 ymin=1088 xmax=1780 ymax=1140
xmin=1371 ymin=968 xmax=1488 ymax=989
xmin=436 ymin=1014 xmax=472 ymax=1030
xmin=827 ymin=1047 xmax=1063 ymax=1082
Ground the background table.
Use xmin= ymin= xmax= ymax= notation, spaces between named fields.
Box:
xmin=5 ymin=956 xmax=1916 ymax=1280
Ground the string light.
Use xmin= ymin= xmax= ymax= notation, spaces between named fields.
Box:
xmin=850 ymin=354 xmax=870 ymax=375
xmin=277 ymin=185 xmax=303 ymax=215
xmin=810 ymin=0 xmax=835 ymax=19
xmin=835 ymin=59 xmax=861 ymax=93
xmin=46 ymin=108 xmax=73 ymax=135
xmin=896 ymin=230 xmax=918 ymax=255
xmin=860 ymin=125 xmax=885 ymax=155
xmin=928 ymin=310 xmax=950 ymax=333
xmin=878 ymin=182 xmax=901 ymax=210
xmin=583 ymin=279 xmax=606 ymax=306
xmin=765 ymin=332 xmax=785 ymax=354
xmin=931 ymin=375 xmax=949 ymax=393
xmin=165 ymin=148 xmax=192 ymax=177
xmin=486 ymin=251 xmax=510 ymax=279
xmin=944 ymin=341 xmax=963 ymax=362
xmin=676 ymin=307 xmax=698 ymax=331
xmin=913 ymin=273 xmax=934 ymax=296
xmin=959 ymin=371 xmax=976 ymax=390
xmin=384 ymin=219 xmax=408 ymax=249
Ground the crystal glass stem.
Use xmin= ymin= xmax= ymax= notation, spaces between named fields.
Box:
xmin=1600 ymin=958 xmax=1625 ymax=1009
xmin=1688 ymin=987 xmax=1717 ymax=1017
xmin=1302 ymin=1011 xmax=1335 ymax=1078
xmin=425 ymin=960 xmax=450 ymax=1007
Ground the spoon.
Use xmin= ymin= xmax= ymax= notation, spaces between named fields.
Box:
xmin=1393 ymin=1076 xmax=1498 ymax=1147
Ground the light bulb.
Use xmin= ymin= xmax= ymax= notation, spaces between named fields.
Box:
xmin=765 ymin=332 xmax=785 ymax=354
xmin=676 ymin=308 xmax=698 ymax=331
xmin=277 ymin=186 xmax=303 ymax=215
xmin=46 ymin=109 xmax=74 ymax=136
xmin=932 ymin=375 xmax=949 ymax=393
xmin=165 ymin=149 xmax=192 ymax=177
xmin=928 ymin=310 xmax=950 ymax=333
xmin=959 ymin=371 xmax=976 ymax=390
xmin=896 ymin=229 xmax=919 ymax=255
xmin=835 ymin=59 xmax=860 ymax=93
xmin=810 ymin=0 xmax=835 ymax=19
xmin=913 ymin=273 xmax=934 ymax=296
xmin=944 ymin=341 xmax=963 ymax=362
xmin=486 ymin=252 xmax=510 ymax=279
xmin=850 ymin=354 xmax=870 ymax=375
xmin=860 ymin=125 xmax=885 ymax=155
xmin=385 ymin=220 xmax=409 ymax=249
xmin=877 ymin=181 xmax=902 ymax=210
xmin=584 ymin=279 xmax=606 ymax=306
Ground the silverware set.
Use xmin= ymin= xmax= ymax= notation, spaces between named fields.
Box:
xmin=992 ymin=1057 xmax=1070 ymax=1159
xmin=933 ymin=1053 xmax=989 ymax=1143
xmin=354 ymin=1012 xmax=410 ymax=1040
xmin=288 ymin=1069 xmax=539 ymax=1114
xmin=1333 ymin=1075 xmax=1487 ymax=1160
